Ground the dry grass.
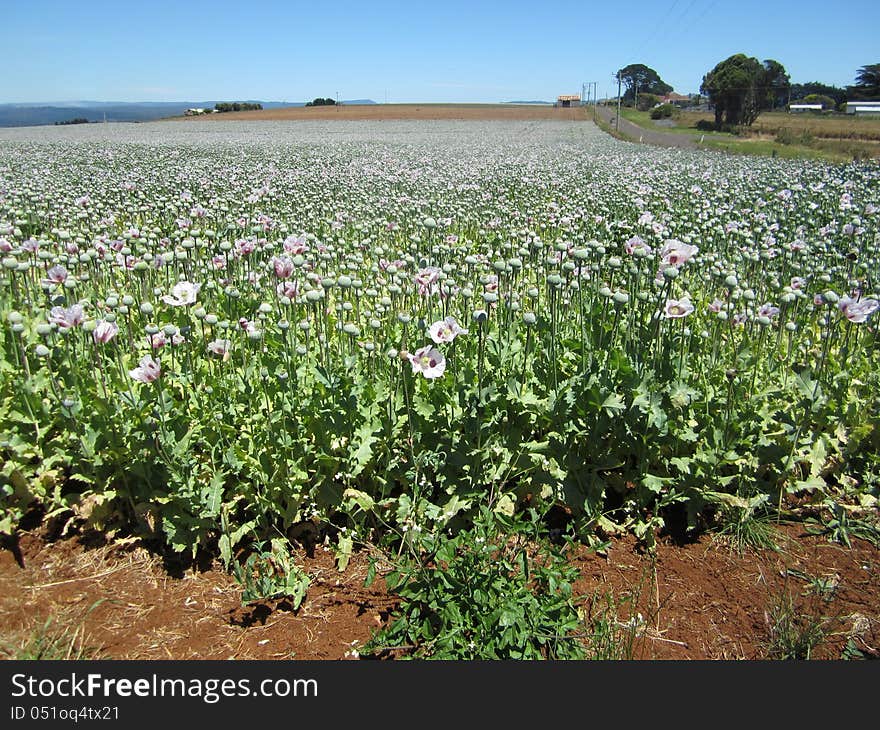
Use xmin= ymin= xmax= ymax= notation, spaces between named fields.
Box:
xmin=676 ymin=110 xmax=880 ymax=142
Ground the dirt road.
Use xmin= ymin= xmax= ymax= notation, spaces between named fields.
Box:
xmin=594 ymin=105 xmax=701 ymax=149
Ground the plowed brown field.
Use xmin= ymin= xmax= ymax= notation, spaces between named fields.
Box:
xmin=173 ymin=103 xmax=591 ymax=122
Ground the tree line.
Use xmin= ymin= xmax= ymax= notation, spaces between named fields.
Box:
xmin=214 ymin=102 xmax=263 ymax=113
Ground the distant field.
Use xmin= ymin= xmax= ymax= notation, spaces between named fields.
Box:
xmin=682 ymin=110 xmax=880 ymax=142
xmin=172 ymin=103 xmax=589 ymax=122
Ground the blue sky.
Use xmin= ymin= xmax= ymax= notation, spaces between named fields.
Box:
xmin=4 ymin=0 xmax=878 ymax=103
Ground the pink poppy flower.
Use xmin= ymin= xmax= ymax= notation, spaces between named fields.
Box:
xmin=408 ymin=346 xmax=446 ymax=379
xmin=624 ymin=235 xmax=652 ymax=256
xmin=839 ymin=296 xmax=879 ymax=323
xmin=414 ymin=267 xmax=442 ymax=297
xmin=129 ymin=355 xmax=161 ymax=383
xmin=662 ymin=298 xmax=694 ymax=319
xmin=48 ymin=304 xmax=84 ymax=329
xmin=428 ymin=316 xmax=468 ymax=344
xmin=42 ymin=264 xmax=69 ymax=287
xmin=93 ymin=320 xmax=118 ymax=344
xmin=272 ymin=256 xmax=295 ymax=279
xmin=161 ymin=281 xmax=200 ymax=307
xmin=660 ymin=240 xmax=699 ymax=267
xmin=207 ymin=338 xmax=232 ymax=360
xmin=276 ymin=281 xmax=299 ymax=299
xmin=283 ymin=234 xmax=308 ymax=254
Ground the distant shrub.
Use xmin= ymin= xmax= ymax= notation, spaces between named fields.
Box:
xmin=650 ymin=104 xmax=674 ymax=119
xmin=54 ymin=118 xmax=89 ymax=126
xmin=305 ymin=98 xmax=336 ymax=107
xmin=696 ymin=119 xmax=742 ymax=134
xmin=799 ymin=94 xmax=836 ymax=111
xmin=775 ymin=127 xmax=815 ymax=146
xmin=637 ymin=94 xmax=660 ymax=112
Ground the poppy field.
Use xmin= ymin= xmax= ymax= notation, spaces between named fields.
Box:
xmin=1 ymin=119 xmax=878 ymax=603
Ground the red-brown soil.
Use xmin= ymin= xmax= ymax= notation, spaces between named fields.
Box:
xmin=1 ymin=521 xmax=877 ymax=661
xmin=172 ymin=103 xmax=590 ymax=122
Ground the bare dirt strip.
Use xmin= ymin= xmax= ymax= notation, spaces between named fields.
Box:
xmin=2 ymin=522 xmax=877 ymax=660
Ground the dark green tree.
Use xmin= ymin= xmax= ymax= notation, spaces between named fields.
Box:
xmin=616 ymin=64 xmax=673 ymax=104
xmin=701 ymin=54 xmax=766 ymax=129
xmin=848 ymin=63 xmax=880 ymax=99
xmin=761 ymin=59 xmax=790 ymax=110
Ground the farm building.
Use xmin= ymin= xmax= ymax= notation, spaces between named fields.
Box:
xmin=659 ymin=92 xmax=691 ymax=108
xmin=789 ymin=104 xmax=823 ymax=113
xmin=556 ymin=94 xmax=581 ymax=107
xmin=845 ymin=100 xmax=880 ymax=115
xmin=184 ymin=108 xmax=207 ymax=116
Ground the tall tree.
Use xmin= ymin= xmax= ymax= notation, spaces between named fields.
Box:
xmin=616 ymin=64 xmax=673 ymax=103
xmin=761 ymin=59 xmax=790 ymax=110
xmin=701 ymin=54 xmax=773 ymax=129
xmin=849 ymin=63 xmax=880 ymax=99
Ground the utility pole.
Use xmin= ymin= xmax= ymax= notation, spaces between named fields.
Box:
xmin=616 ymin=73 xmax=621 ymax=130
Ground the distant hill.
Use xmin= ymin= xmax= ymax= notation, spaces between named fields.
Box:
xmin=0 ymin=100 xmax=376 ymax=127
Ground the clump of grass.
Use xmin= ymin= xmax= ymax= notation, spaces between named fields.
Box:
xmin=1 ymin=608 xmax=105 ymax=660
xmin=716 ymin=513 xmax=780 ymax=554
xmin=707 ymin=493 xmax=780 ymax=554
xmin=581 ymin=590 xmax=642 ymax=660
xmin=762 ymin=591 xmax=826 ymax=660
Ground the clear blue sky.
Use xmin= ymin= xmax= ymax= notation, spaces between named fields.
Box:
xmin=4 ymin=0 xmax=877 ymax=103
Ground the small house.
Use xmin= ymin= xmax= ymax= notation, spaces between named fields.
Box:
xmin=789 ymin=104 xmax=823 ymax=113
xmin=659 ymin=93 xmax=691 ymax=108
xmin=556 ymin=95 xmax=581 ymax=108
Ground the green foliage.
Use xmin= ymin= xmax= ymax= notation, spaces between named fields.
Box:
xmin=616 ymin=64 xmax=673 ymax=103
xmin=790 ymin=82 xmax=847 ymax=109
xmin=231 ymin=538 xmax=310 ymax=607
xmin=649 ymin=103 xmax=674 ymax=120
xmin=638 ymin=94 xmax=661 ymax=112
xmin=799 ymin=94 xmax=836 ymax=110
xmin=361 ymin=508 xmax=586 ymax=659
xmin=849 ymin=63 xmax=880 ymax=100
xmin=805 ymin=502 xmax=880 ymax=548
xmin=305 ymin=98 xmax=337 ymax=107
